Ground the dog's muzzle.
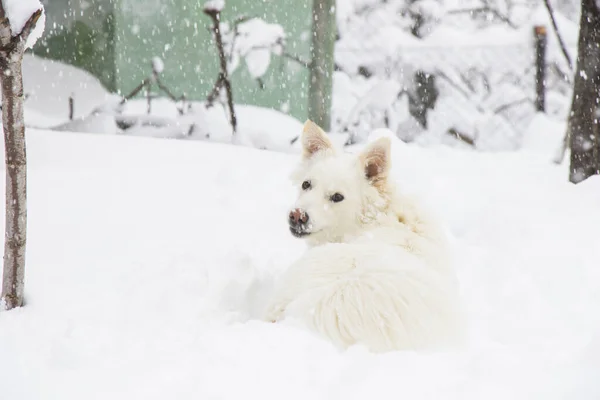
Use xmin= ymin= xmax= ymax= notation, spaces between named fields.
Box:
xmin=288 ymin=208 xmax=311 ymax=237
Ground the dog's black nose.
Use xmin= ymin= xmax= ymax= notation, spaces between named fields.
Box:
xmin=289 ymin=208 xmax=309 ymax=225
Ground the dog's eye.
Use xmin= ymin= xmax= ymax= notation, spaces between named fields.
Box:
xmin=302 ymin=180 xmax=311 ymax=190
xmin=330 ymin=193 xmax=344 ymax=203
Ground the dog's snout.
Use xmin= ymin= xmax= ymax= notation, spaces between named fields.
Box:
xmin=289 ymin=208 xmax=309 ymax=225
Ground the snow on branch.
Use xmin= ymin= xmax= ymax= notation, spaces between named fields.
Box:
xmin=203 ymin=0 xmax=225 ymax=13
xmin=223 ymin=17 xmax=287 ymax=79
xmin=0 ymin=0 xmax=45 ymax=49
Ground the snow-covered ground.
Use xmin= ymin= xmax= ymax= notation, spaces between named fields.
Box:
xmin=1 ymin=4 xmax=598 ymax=396
xmin=0 ymin=126 xmax=599 ymax=399
xmin=21 ymin=53 xmax=311 ymax=153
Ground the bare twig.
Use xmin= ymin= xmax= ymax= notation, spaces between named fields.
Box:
xmin=542 ymin=0 xmax=573 ymax=71
xmin=548 ymin=62 xmax=571 ymax=84
xmin=155 ymin=77 xmax=180 ymax=102
xmin=120 ymin=78 xmax=150 ymax=104
xmin=434 ymin=68 xmax=486 ymax=113
xmin=243 ymin=39 xmax=312 ymax=69
xmin=447 ymin=128 xmax=476 ymax=146
xmin=434 ymin=69 xmax=471 ymax=99
xmin=447 ymin=7 xmax=517 ymax=29
xmin=205 ymin=7 xmax=237 ymax=134
xmin=543 ymin=0 xmax=574 ymax=164
xmin=146 ymin=85 xmax=152 ymax=114
xmin=493 ymin=97 xmax=532 ymax=114
xmin=155 ymin=78 xmax=187 ymax=115
xmin=281 ymin=52 xmax=311 ymax=68
xmin=228 ymin=15 xmax=253 ymax=62
xmin=460 ymin=67 xmax=491 ymax=96
xmin=206 ymin=73 xmax=225 ymax=108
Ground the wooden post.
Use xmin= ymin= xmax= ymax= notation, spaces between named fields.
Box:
xmin=146 ymin=84 xmax=151 ymax=115
xmin=534 ymin=25 xmax=547 ymax=112
xmin=68 ymin=94 xmax=74 ymax=120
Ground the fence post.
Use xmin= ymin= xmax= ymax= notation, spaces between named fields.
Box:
xmin=534 ymin=25 xmax=547 ymax=112
xmin=68 ymin=94 xmax=74 ymax=121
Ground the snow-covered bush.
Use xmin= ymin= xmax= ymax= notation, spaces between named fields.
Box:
xmin=221 ymin=18 xmax=286 ymax=80
xmin=333 ymin=0 xmax=579 ymax=152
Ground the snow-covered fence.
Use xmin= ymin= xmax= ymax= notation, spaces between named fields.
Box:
xmin=334 ymin=28 xmax=577 ymax=151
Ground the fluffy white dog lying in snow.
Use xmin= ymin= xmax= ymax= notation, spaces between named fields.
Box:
xmin=264 ymin=120 xmax=464 ymax=353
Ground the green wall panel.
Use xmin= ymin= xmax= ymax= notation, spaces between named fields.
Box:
xmin=36 ymin=0 xmax=313 ymax=121
xmin=34 ymin=0 xmax=118 ymax=92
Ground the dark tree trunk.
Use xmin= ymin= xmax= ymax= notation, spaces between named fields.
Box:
xmin=0 ymin=7 xmax=43 ymax=310
xmin=567 ymin=0 xmax=600 ymax=183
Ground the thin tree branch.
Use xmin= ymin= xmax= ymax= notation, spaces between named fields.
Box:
xmin=447 ymin=128 xmax=476 ymax=146
xmin=542 ymin=0 xmax=573 ymax=71
xmin=493 ymin=97 xmax=532 ymax=114
xmin=120 ymin=78 xmax=150 ymax=104
xmin=204 ymin=7 xmax=237 ymax=134
xmin=228 ymin=15 xmax=253 ymax=62
xmin=155 ymin=76 xmax=182 ymax=102
xmin=18 ymin=9 xmax=43 ymax=42
xmin=543 ymin=0 xmax=574 ymax=165
xmin=447 ymin=7 xmax=517 ymax=29
xmin=242 ymin=39 xmax=312 ymax=69
xmin=0 ymin=8 xmax=42 ymax=50
xmin=281 ymin=52 xmax=311 ymax=68
xmin=205 ymin=73 xmax=225 ymax=107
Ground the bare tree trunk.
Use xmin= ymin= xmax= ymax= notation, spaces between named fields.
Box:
xmin=308 ymin=0 xmax=336 ymax=132
xmin=0 ymin=7 xmax=43 ymax=310
xmin=567 ymin=0 xmax=600 ymax=183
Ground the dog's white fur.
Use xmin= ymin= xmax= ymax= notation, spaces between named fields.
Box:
xmin=264 ymin=121 xmax=464 ymax=353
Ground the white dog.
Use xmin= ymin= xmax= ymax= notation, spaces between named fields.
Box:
xmin=264 ymin=121 xmax=464 ymax=353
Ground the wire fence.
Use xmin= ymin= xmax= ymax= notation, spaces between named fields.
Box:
xmin=334 ymin=29 xmax=577 ymax=150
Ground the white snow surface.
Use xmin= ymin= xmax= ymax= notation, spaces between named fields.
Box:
xmin=203 ymin=0 xmax=224 ymax=12
xmin=0 ymin=128 xmax=599 ymax=399
xmin=18 ymin=55 xmax=307 ymax=152
xmin=1 ymin=0 xmax=44 ymax=48
xmin=22 ymin=54 xmax=117 ymax=125
xmin=151 ymin=56 xmax=164 ymax=74
xmin=521 ymin=112 xmax=566 ymax=159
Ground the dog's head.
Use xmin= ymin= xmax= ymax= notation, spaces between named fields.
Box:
xmin=288 ymin=120 xmax=392 ymax=245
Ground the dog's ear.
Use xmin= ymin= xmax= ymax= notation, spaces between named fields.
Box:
xmin=359 ymin=137 xmax=391 ymax=184
xmin=301 ymin=120 xmax=334 ymax=159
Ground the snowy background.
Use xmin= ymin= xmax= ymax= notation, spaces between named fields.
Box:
xmin=2 ymin=0 xmax=600 ymax=399
xmin=24 ymin=0 xmax=579 ymax=155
